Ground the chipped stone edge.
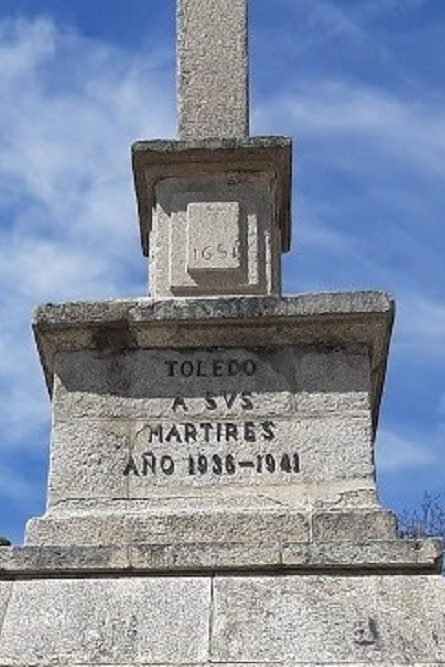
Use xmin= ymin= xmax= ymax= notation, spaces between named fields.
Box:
xmin=0 ymin=539 xmax=441 ymax=579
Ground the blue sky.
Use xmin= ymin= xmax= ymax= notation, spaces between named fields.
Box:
xmin=0 ymin=0 xmax=444 ymax=543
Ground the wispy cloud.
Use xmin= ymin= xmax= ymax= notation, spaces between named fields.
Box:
xmin=0 ymin=16 xmax=175 ymax=463
xmin=258 ymin=77 xmax=445 ymax=294
xmin=397 ymin=294 xmax=445 ymax=358
xmin=303 ymin=0 xmax=364 ymax=41
xmin=258 ymin=80 xmax=445 ymax=177
xmin=376 ymin=428 xmax=440 ymax=472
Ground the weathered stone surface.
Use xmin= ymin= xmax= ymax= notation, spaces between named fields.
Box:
xmin=45 ymin=412 xmax=374 ymax=507
xmin=132 ymin=138 xmax=292 ymax=257
xmin=26 ymin=501 xmax=403 ymax=550
xmin=130 ymin=541 xmax=280 ymax=570
xmin=34 ymin=292 xmax=393 ymax=433
xmin=2 ymin=574 xmax=445 ymax=664
xmin=0 ymin=539 xmax=441 ymax=576
xmin=211 ymin=574 xmax=445 ymax=663
xmin=312 ymin=510 xmax=397 ymax=542
xmin=151 ymin=175 xmax=281 ymax=297
xmin=281 ymin=538 xmax=443 ymax=571
xmin=0 ymin=545 xmax=130 ymax=574
xmin=47 ymin=419 xmax=130 ymax=507
xmin=25 ymin=512 xmax=131 ymax=548
xmin=26 ymin=508 xmax=311 ymax=547
xmin=0 ymin=580 xmax=12 ymax=636
xmin=178 ymin=0 xmax=249 ymax=139
xmin=52 ymin=347 xmax=369 ymax=421
xmin=0 ymin=578 xmax=211 ymax=664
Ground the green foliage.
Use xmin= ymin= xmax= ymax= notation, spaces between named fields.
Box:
xmin=0 ymin=535 xmax=11 ymax=546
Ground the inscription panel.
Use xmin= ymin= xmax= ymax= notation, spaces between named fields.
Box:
xmin=155 ymin=179 xmax=274 ymax=296
xmin=50 ymin=347 xmax=373 ymax=502
xmin=187 ymin=201 xmax=242 ymax=273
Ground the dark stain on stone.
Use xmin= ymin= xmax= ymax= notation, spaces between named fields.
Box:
xmin=353 ymin=617 xmax=380 ymax=646
xmin=92 ymin=323 xmax=138 ymax=356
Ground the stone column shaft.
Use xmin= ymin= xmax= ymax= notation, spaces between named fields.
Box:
xmin=178 ymin=0 xmax=249 ymax=139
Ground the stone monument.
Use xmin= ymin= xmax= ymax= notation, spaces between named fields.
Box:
xmin=1 ymin=0 xmax=445 ymax=664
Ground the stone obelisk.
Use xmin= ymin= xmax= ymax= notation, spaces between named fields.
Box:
xmin=1 ymin=1 xmax=445 ymax=664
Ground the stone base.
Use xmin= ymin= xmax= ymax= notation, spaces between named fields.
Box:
xmin=25 ymin=506 xmax=398 ymax=547
xmin=29 ymin=292 xmax=395 ymax=548
xmin=1 ymin=565 xmax=445 ymax=664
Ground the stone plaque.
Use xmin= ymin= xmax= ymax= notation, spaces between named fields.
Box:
xmin=187 ymin=201 xmax=241 ymax=273
xmin=49 ymin=345 xmax=373 ymax=506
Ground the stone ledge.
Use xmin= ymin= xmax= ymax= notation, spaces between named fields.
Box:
xmin=34 ymin=291 xmax=394 ymax=326
xmin=0 ymin=539 xmax=441 ymax=578
xmin=33 ymin=291 xmax=394 ymax=435
xmin=25 ymin=509 xmax=398 ymax=548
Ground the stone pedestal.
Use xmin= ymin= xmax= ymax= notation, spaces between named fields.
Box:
xmin=132 ymin=138 xmax=291 ymax=297
xmin=26 ymin=292 xmax=393 ymax=546
xmin=1 ymin=294 xmax=445 ymax=664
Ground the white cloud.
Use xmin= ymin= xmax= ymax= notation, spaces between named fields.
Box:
xmin=304 ymin=0 xmax=364 ymax=40
xmin=0 ymin=17 xmax=55 ymax=80
xmin=396 ymin=293 xmax=445 ymax=359
xmin=376 ymin=428 xmax=439 ymax=472
xmin=256 ymin=79 xmax=445 ymax=179
xmin=0 ymin=15 xmax=175 ymax=458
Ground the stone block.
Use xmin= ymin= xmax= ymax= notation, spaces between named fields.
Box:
xmin=131 ymin=541 xmax=280 ymax=570
xmin=312 ymin=510 xmax=398 ymax=541
xmin=49 ymin=345 xmax=374 ymax=510
xmin=28 ymin=292 xmax=395 ymax=546
xmin=131 ymin=139 xmax=292 ymax=290
xmin=43 ymin=412 xmax=376 ymax=507
xmin=211 ymin=574 xmax=445 ymax=663
xmin=282 ymin=538 xmax=443 ymax=571
xmin=52 ymin=346 xmax=369 ymax=424
xmin=152 ymin=176 xmax=279 ymax=297
xmin=186 ymin=201 xmax=242 ymax=273
xmin=47 ymin=419 xmax=131 ymax=507
xmin=0 ymin=545 xmax=130 ymax=574
xmin=1 ymin=539 xmax=442 ymax=579
xmin=26 ymin=508 xmax=311 ymax=547
xmin=26 ymin=512 xmax=132 ymax=547
xmin=0 ymin=578 xmax=211 ymax=664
